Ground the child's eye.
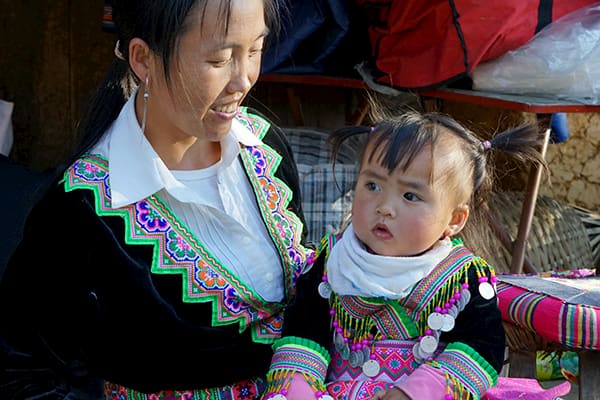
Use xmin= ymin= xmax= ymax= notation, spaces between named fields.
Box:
xmin=366 ymin=182 xmax=381 ymax=192
xmin=404 ymin=192 xmax=420 ymax=201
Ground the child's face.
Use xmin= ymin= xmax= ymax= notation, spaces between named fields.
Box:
xmin=352 ymin=144 xmax=466 ymax=257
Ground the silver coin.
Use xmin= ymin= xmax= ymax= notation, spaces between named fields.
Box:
xmin=461 ymin=288 xmax=471 ymax=304
xmin=270 ymin=395 xmax=287 ymax=400
xmin=318 ymin=281 xmax=332 ymax=299
xmin=333 ymin=331 xmax=345 ymax=352
xmin=479 ymin=282 xmax=496 ymax=300
xmin=362 ymin=345 xmax=371 ymax=361
xmin=441 ymin=313 xmax=455 ymax=332
xmin=339 ymin=343 xmax=350 ymax=360
xmin=320 ymin=396 xmax=334 ymax=400
xmin=362 ymin=359 xmax=380 ymax=377
xmin=457 ymin=294 xmax=467 ymax=310
xmin=419 ymin=335 xmax=438 ymax=354
xmin=412 ymin=342 xmax=424 ymax=362
xmin=448 ymin=305 xmax=459 ymax=318
xmin=349 ymin=350 xmax=363 ymax=368
xmin=356 ymin=349 xmax=366 ymax=365
xmin=427 ymin=312 xmax=444 ymax=330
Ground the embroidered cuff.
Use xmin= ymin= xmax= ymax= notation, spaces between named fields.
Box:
xmin=428 ymin=342 xmax=498 ymax=399
xmin=266 ymin=336 xmax=331 ymax=399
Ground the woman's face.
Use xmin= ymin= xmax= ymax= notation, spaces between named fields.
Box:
xmin=144 ymin=0 xmax=267 ymax=149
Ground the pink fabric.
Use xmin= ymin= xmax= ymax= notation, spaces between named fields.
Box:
xmin=282 ymin=372 xmax=319 ymax=400
xmin=394 ymin=364 xmax=448 ymax=399
xmin=483 ymin=377 xmax=571 ymax=400
xmin=497 ymin=276 xmax=600 ymax=350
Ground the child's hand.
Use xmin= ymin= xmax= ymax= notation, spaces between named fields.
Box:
xmin=370 ymin=387 xmax=411 ymax=400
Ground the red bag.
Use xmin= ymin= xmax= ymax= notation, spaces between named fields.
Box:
xmin=357 ymin=0 xmax=598 ymax=90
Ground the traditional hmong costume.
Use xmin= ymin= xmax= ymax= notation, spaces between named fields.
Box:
xmin=266 ymin=225 xmax=506 ymax=400
xmin=0 ymin=103 xmax=312 ymax=399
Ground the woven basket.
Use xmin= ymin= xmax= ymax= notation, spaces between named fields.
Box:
xmin=502 ymin=321 xmax=567 ymax=354
xmin=480 ymin=191 xmax=595 ymax=273
xmin=572 ymin=205 xmax=600 ymax=268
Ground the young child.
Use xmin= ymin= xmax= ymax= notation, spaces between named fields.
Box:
xmin=265 ymin=110 xmax=547 ymax=400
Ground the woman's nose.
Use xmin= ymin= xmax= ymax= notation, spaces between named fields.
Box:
xmin=228 ymin=59 xmax=255 ymax=94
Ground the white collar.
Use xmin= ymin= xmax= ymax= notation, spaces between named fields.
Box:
xmin=327 ymin=224 xmax=453 ymax=299
xmin=98 ymin=93 xmax=263 ymax=208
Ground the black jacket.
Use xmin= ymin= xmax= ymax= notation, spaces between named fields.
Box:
xmin=0 ymin=110 xmax=307 ymax=399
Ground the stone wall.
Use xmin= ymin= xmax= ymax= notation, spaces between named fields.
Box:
xmin=439 ymin=100 xmax=600 ymax=212
xmin=545 ymin=113 xmax=600 ymax=210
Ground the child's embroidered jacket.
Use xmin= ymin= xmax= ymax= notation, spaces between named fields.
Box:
xmin=267 ymin=232 xmax=506 ymax=400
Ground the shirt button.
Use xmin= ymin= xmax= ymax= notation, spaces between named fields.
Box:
xmin=242 ymin=236 xmax=251 ymax=245
xmin=265 ymin=272 xmax=273 ymax=282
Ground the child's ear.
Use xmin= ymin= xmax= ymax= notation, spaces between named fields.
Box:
xmin=447 ymin=204 xmax=469 ymax=236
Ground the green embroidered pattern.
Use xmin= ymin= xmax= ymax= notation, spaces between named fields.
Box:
xmin=63 ymin=110 xmax=311 ymax=343
xmin=105 ymin=377 xmax=266 ymax=400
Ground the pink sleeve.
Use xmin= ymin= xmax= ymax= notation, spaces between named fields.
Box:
xmin=283 ymin=372 xmax=321 ymax=400
xmin=394 ymin=364 xmax=448 ymax=399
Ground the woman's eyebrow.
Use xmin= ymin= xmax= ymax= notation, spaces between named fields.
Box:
xmin=217 ymin=29 xmax=270 ymax=50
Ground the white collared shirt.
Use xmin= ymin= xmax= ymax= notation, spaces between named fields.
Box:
xmin=91 ymin=94 xmax=284 ymax=301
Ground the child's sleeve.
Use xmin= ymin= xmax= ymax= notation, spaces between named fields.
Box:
xmin=394 ymin=363 xmax=449 ymax=399
xmin=265 ymin=337 xmax=331 ymax=399
xmin=400 ymin=265 xmax=505 ymax=399
xmin=263 ymin=239 xmax=334 ymax=399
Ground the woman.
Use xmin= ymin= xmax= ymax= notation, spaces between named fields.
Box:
xmin=0 ymin=1 xmax=314 ymax=398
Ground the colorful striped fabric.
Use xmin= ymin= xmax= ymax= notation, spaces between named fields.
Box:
xmin=497 ymin=274 xmax=600 ymax=350
xmin=103 ymin=2 xmax=115 ymax=32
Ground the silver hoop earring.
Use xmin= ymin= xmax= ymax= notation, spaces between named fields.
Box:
xmin=141 ymin=75 xmax=150 ymax=134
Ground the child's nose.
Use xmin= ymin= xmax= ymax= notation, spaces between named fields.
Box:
xmin=376 ymin=203 xmax=395 ymax=217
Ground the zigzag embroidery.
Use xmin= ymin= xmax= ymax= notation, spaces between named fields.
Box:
xmin=63 ymin=108 xmax=310 ymax=344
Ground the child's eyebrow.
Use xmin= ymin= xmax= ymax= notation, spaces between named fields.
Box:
xmin=361 ymin=168 xmax=428 ymax=191
xmin=395 ymin=177 xmax=428 ymax=192
xmin=360 ymin=168 xmax=386 ymax=181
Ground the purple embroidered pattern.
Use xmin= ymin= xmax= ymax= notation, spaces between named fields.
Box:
xmin=64 ymin=155 xmax=284 ymax=342
xmin=137 ymin=201 xmax=168 ymax=232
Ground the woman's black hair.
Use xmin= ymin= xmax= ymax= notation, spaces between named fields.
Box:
xmin=67 ymin=0 xmax=282 ymax=169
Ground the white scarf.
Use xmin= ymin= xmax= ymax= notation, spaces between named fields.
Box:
xmin=327 ymin=224 xmax=453 ymax=299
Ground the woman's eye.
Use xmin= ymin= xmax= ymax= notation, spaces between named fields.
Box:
xmin=404 ymin=192 xmax=420 ymax=201
xmin=210 ymin=58 xmax=232 ymax=67
xmin=249 ymin=48 xmax=263 ymax=58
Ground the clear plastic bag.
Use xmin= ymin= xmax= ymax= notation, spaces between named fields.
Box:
xmin=472 ymin=4 xmax=600 ymax=104
xmin=0 ymin=99 xmax=14 ymax=156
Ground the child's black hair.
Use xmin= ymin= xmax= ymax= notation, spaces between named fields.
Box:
xmin=329 ymin=109 xmax=548 ymax=258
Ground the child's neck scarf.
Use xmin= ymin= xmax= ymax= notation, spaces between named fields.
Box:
xmin=327 ymin=224 xmax=452 ymax=299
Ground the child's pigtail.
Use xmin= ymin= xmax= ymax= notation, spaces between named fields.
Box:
xmin=483 ymin=124 xmax=549 ymax=176
xmin=328 ymin=125 xmax=372 ymax=169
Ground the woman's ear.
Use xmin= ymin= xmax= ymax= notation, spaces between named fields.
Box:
xmin=447 ymin=204 xmax=469 ymax=236
xmin=128 ymin=38 xmax=151 ymax=82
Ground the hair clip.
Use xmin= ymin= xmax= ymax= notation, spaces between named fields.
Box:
xmin=481 ymin=140 xmax=492 ymax=151
xmin=369 ymin=126 xmax=376 ymax=133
